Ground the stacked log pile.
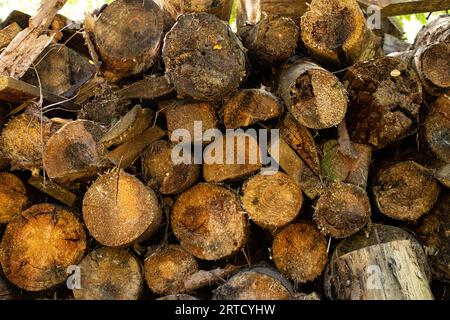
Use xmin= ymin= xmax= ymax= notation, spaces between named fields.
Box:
xmin=0 ymin=0 xmax=449 ymax=300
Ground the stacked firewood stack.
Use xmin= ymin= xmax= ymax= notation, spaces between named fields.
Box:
xmin=0 ymin=0 xmax=449 ymax=300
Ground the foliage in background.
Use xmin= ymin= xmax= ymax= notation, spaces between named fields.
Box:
xmin=396 ymin=11 xmax=448 ymax=43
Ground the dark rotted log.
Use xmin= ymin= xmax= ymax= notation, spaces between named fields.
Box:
xmin=344 ymin=56 xmax=423 ymax=149
xmin=163 ymin=13 xmax=247 ymax=101
xmin=223 ymin=89 xmax=283 ymax=129
xmin=171 ymin=183 xmax=247 ymax=260
xmin=82 ymin=171 xmax=162 ymax=247
xmin=241 ymin=172 xmax=303 ymax=231
xmin=0 ymin=203 xmax=86 ymax=291
xmin=415 ymin=191 xmax=450 ymax=283
xmin=238 ymin=12 xmax=299 ymax=63
xmin=142 ymin=140 xmax=200 ymax=195
xmin=278 ymin=57 xmax=348 ymax=129
xmin=300 ymin=0 xmax=381 ymax=68
xmin=324 ymin=224 xmax=434 ymax=300
xmin=314 ymin=182 xmax=371 ymax=238
xmin=413 ymin=14 xmax=450 ymax=48
xmin=43 ymin=120 xmax=109 ymax=187
xmin=423 ymin=94 xmax=450 ymax=163
xmin=89 ymin=0 xmax=166 ymax=80
xmin=0 ymin=172 xmax=27 ymax=224
xmin=158 ymin=0 xmax=233 ymax=21
xmin=373 ymin=161 xmax=440 ymax=221
xmin=272 ymin=223 xmax=328 ymax=283
xmin=144 ymin=244 xmax=199 ymax=295
xmin=213 ymin=268 xmax=294 ymax=300
xmin=73 ymin=247 xmax=143 ymax=300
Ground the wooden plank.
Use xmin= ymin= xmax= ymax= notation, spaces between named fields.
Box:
xmin=28 ymin=175 xmax=77 ymax=207
xmin=0 ymin=76 xmax=78 ymax=109
xmin=358 ymin=0 xmax=450 ymax=16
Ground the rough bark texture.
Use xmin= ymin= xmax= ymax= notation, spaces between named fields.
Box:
xmin=278 ymin=57 xmax=348 ymax=129
xmin=324 ymin=224 xmax=434 ymax=300
xmin=82 ymin=171 xmax=161 ymax=247
xmin=423 ymin=94 xmax=450 ymax=163
xmin=373 ymin=161 xmax=440 ymax=221
xmin=163 ymin=13 xmax=247 ymax=101
xmin=344 ymin=56 xmax=423 ymax=149
xmin=171 ymin=183 xmax=247 ymax=260
xmin=158 ymin=0 xmax=233 ymax=21
xmin=73 ymin=247 xmax=143 ymax=300
xmin=0 ymin=203 xmax=86 ymax=291
xmin=0 ymin=173 xmax=28 ymax=223
xmin=413 ymin=14 xmax=450 ymax=49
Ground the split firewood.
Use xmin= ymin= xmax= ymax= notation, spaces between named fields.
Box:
xmin=0 ymin=0 xmax=69 ymax=79
xmin=241 ymin=172 xmax=303 ymax=230
xmin=314 ymin=182 xmax=371 ymax=239
xmin=166 ymin=101 xmax=218 ymax=145
xmin=203 ymin=132 xmax=262 ymax=183
xmin=116 ymin=76 xmax=175 ymax=101
xmin=413 ymin=14 xmax=450 ymax=49
xmin=43 ymin=120 xmax=109 ymax=187
xmin=213 ymin=267 xmax=294 ymax=300
xmin=373 ymin=161 xmax=440 ymax=221
xmin=278 ymin=57 xmax=348 ymax=129
xmin=300 ymin=0 xmax=381 ymax=68
xmin=239 ymin=0 xmax=308 ymax=26
xmin=107 ymin=125 xmax=165 ymax=169
xmin=171 ymin=183 xmax=247 ymax=260
xmin=158 ymin=0 xmax=233 ymax=21
xmin=0 ymin=172 xmax=28 ymax=223
xmin=27 ymin=175 xmax=77 ymax=207
xmin=324 ymin=224 xmax=434 ymax=300
xmin=321 ymin=139 xmax=372 ymax=188
xmin=100 ymin=105 xmax=153 ymax=149
xmin=269 ymin=137 xmax=303 ymax=183
xmin=422 ymin=94 xmax=450 ymax=163
xmin=415 ymin=191 xmax=450 ymax=283
xmin=142 ymin=140 xmax=200 ymax=195
xmin=0 ymin=111 xmax=56 ymax=174
xmin=163 ymin=12 xmax=247 ymax=101
xmin=21 ymin=45 xmax=95 ymax=97
xmin=88 ymin=0 xmax=166 ymax=80
xmin=238 ymin=12 xmax=299 ymax=63
xmin=183 ymin=264 xmax=240 ymax=292
xmin=73 ymin=247 xmax=143 ymax=300
xmin=280 ymin=114 xmax=321 ymax=176
xmin=144 ymin=244 xmax=199 ymax=295
xmin=344 ymin=56 xmax=423 ymax=149
xmin=0 ymin=203 xmax=86 ymax=291
xmin=0 ymin=23 xmax=22 ymax=50
xmin=82 ymin=171 xmax=162 ymax=247
xmin=223 ymin=89 xmax=283 ymax=129
xmin=272 ymin=223 xmax=328 ymax=283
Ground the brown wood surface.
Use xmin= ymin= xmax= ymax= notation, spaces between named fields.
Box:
xmin=358 ymin=0 xmax=450 ymax=16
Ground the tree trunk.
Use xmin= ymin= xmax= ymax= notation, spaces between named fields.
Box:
xmin=162 ymin=12 xmax=247 ymax=101
xmin=413 ymin=14 xmax=450 ymax=49
xmin=324 ymin=224 xmax=434 ymax=300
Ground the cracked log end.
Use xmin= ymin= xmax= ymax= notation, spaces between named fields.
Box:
xmin=144 ymin=244 xmax=199 ymax=295
xmin=213 ymin=268 xmax=293 ymax=300
xmin=0 ymin=203 xmax=86 ymax=292
xmin=73 ymin=247 xmax=143 ymax=300
xmin=314 ymin=182 xmax=371 ymax=239
xmin=241 ymin=172 xmax=303 ymax=231
xmin=272 ymin=223 xmax=328 ymax=283
xmin=0 ymin=173 xmax=27 ymax=224
xmin=171 ymin=183 xmax=247 ymax=261
xmin=163 ymin=13 xmax=247 ymax=101
xmin=373 ymin=161 xmax=440 ymax=221
xmin=92 ymin=0 xmax=165 ymax=80
xmin=82 ymin=171 xmax=161 ymax=247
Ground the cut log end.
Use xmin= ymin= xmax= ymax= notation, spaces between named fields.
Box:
xmin=272 ymin=223 xmax=328 ymax=283
xmin=161 ymin=0 xmax=233 ymax=21
xmin=314 ymin=182 xmax=371 ymax=239
xmin=0 ymin=173 xmax=27 ymax=224
xmin=144 ymin=244 xmax=199 ymax=295
xmin=373 ymin=161 xmax=440 ymax=221
xmin=73 ymin=247 xmax=143 ymax=300
xmin=171 ymin=183 xmax=247 ymax=261
xmin=82 ymin=171 xmax=161 ymax=247
xmin=416 ymin=42 xmax=450 ymax=95
xmin=0 ymin=203 xmax=86 ymax=292
xmin=241 ymin=172 xmax=303 ymax=230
